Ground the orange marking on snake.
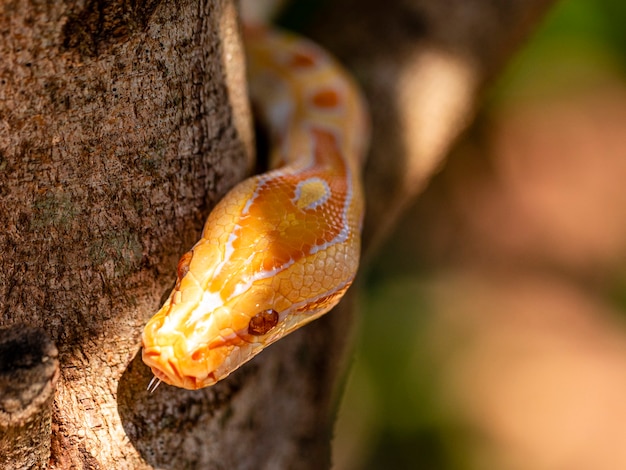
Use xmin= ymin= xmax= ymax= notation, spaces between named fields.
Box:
xmin=289 ymin=51 xmax=316 ymax=68
xmin=141 ymin=27 xmax=369 ymax=390
xmin=312 ymin=89 xmax=340 ymax=108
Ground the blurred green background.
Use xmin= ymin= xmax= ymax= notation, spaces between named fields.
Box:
xmin=328 ymin=1 xmax=626 ymax=469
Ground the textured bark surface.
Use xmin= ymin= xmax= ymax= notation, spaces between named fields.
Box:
xmin=0 ymin=0 xmax=555 ymax=468
xmin=0 ymin=0 xmax=256 ymax=467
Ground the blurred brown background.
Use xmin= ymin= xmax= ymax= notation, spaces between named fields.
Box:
xmin=328 ymin=1 xmax=626 ymax=468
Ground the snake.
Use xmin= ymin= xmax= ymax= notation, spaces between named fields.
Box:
xmin=141 ymin=25 xmax=369 ymax=390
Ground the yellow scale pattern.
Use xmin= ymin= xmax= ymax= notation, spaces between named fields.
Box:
xmin=142 ymin=26 xmax=369 ymax=390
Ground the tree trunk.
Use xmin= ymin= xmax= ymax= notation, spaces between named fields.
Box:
xmin=0 ymin=0 xmax=555 ymax=468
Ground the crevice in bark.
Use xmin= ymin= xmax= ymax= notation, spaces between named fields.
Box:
xmin=0 ymin=326 xmax=59 ymax=470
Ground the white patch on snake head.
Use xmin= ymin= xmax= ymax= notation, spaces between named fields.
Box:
xmin=186 ymin=290 xmax=224 ymax=328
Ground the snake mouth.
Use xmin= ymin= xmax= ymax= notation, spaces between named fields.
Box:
xmin=149 ymin=366 xmax=173 ymax=385
xmin=142 ymin=347 xmax=186 ymax=388
xmin=142 ymin=346 xmax=219 ymax=390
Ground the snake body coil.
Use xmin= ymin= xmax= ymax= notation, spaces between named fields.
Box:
xmin=142 ymin=26 xmax=368 ymax=390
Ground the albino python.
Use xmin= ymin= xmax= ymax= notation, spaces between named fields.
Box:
xmin=142 ymin=25 xmax=369 ymax=390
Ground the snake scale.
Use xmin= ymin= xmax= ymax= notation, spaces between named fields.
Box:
xmin=142 ymin=25 xmax=369 ymax=390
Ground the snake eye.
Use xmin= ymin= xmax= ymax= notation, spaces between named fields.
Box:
xmin=248 ymin=309 xmax=279 ymax=336
xmin=177 ymin=251 xmax=193 ymax=279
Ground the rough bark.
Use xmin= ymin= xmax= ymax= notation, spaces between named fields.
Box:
xmin=0 ymin=326 xmax=59 ymax=469
xmin=1 ymin=0 xmax=255 ymax=467
xmin=0 ymin=0 xmax=555 ymax=468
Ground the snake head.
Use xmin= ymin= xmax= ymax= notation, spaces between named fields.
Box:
xmin=141 ymin=151 xmax=361 ymax=390
xmin=141 ymin=232 xmax=354 ymax=390
xmin=141 ymin=211 xmax=357 ymax=390
xmin=141 ymin=247 xmax=288 ymax=389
